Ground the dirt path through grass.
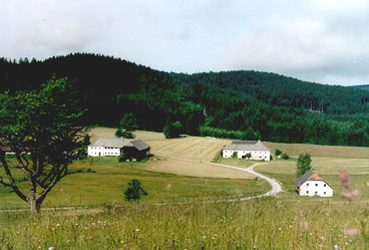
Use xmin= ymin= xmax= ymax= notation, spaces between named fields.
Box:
xmin=209 ymin=162 xmax=282 ymax=196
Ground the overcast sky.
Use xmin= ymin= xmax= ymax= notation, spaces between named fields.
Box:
xmin=2 ymin=0 xmax=369 ymax=86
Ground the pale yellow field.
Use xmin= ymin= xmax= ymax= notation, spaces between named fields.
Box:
xmin=89 ymin=128 xmax=230 ymax=162
xmin=256 ymin=156 xmax=369 ymax=175
xmin=148 ymin=136 xmax=231 ymax=162
xmin=89 ymin=128 xmax=369 ymax=178
xmin=266 ymin=141 xmax=369 ymax=158
xmin=146 ymin=158 xmax=253 ymax=179
xmin=88 ymin=128 xmax=249 ymax=178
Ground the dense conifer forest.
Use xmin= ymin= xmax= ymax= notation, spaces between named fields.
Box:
xmin=1 ymin=53 xmax=369 ymax=146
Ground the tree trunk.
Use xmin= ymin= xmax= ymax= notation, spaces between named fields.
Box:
xmin=29 ymin=179 xmax=40 ymax=213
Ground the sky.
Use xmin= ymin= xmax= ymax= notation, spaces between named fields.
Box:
xmin=2 ymin=0 xmax=369 ymax=86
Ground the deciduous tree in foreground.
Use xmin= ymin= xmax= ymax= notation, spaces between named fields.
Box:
xmin=0 ymin=77 xmax=87 ymax=213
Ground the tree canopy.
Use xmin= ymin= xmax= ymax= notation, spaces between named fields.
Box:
xmin=297 ymin=154 xmax=312 ymax=177
xmin=0 ymin=77 xmax=87 ymax=213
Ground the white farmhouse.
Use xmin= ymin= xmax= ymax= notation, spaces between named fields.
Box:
xmin=294 ymin=170 xmax=333 ymax=197
xmin=222 ymin=140 xmax=271 ymax=161
xmin=88 ymin=138 xmax=150 ymax=160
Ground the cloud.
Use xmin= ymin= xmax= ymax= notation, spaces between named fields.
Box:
xmin=225 ymin=1 xmax=369 ymax=84
xmin=2 ymin=0 xmax=369 ymax=84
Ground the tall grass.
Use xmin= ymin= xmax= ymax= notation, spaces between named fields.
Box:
xmin=1 ymin=198 xmax=367 ymax=249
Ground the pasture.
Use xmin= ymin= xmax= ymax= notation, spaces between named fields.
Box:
xmin=2 ymin=128 xmax=369 ymax=249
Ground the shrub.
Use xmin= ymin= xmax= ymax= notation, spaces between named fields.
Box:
xmin=281 ymin=153 xmax=289 ymax=160
xmin=275 ymin=149 xmax=282 ymax=156
xmin=124 ymin=179 xmax=148 ymax=204
xmin=119 ymin=152 xmax=130 ymax=162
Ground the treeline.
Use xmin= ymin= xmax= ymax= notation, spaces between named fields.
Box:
xmin=1 ymin=53 xmax=369 ymax=147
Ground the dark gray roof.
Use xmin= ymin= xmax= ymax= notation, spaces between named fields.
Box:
xmin=223 ymin=140 xmax=270 ymax=151
xmin=89 ymin=138 xmax=150 ymax=151
xmin=294 ymin=170 xmax=332 ymax=189
xmin=130 ymin=140 xmax=150 ymax=151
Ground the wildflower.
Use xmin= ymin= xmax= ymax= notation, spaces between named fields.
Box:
xmin=48 ymin=247 xmax=54 ymax=250
xmin=278 ymin=227 xmax=282 ymax=231
xmin=333 ymin=245 xmax=340 ymax=250
xmin=75 ymin=223 xmax=79 ymax=226
xmin=344 ymin=228 xmax=359 ymax=237
xmin=202 ymin=236 xmax=206 ymax=239
xmin=120 ymin=240 xmax=125 ymax=243
xmin=136 ymin=228 xmax=140 ymax=232
xmin=340 ymin=170 xmax=350 ymax=188
xmin=341 ymin=189 xmax=360 ymax=202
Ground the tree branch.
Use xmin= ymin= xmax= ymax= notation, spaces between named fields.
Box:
xmin=0 ymin=153 xmax=28 ymax=202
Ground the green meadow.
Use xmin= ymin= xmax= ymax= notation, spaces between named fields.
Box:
xmin=1 ymin=130 xmax=369 ymax=249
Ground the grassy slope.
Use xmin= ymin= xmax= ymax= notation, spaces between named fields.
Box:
xmin=2 ymin=129 xmax=369 ymax=249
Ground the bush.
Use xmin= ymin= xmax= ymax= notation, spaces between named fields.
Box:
xmin=281 ymin=153 xmax=289 ymax=160
xmin=245 ymin=153 xmax=252 ymax=159
xmin=119 ymin=152 xmax=130 ymax=162
xmin=275 ymin=149 xmax=282 ymax=156
xmin=124 ymin=179 xmax=148 ymax=204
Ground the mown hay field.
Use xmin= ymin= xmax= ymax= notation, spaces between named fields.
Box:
xmin=89 ymin=128 xmax=230 ymax=162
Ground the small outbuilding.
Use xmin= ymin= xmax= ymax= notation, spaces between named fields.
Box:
xmin=222 ymin=140 xmax=271 ymax=161
xmin=87 ymin=138 xmax=150 ymax=160
xmin=294 ymin=170 xmax=333 ymax=197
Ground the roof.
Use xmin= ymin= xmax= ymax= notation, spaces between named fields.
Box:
xmin=294 ymin=170 xmax=332 ymax=189
xmin=89 ymin=138 xmax=150 ymax=151
xmin=223 ymin=140 xmax=270 ymax=151
xmin=130 ymin=139 xmax=150 ymax=151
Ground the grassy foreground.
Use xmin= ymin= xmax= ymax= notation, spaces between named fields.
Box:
xmin=1 ymin=198 xmax=368 ymax=249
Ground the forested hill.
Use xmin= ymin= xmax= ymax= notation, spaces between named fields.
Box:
xmin=351 ymin=84 xmax=369 ymax=92
xmin=1 ymin=53 xmax=369 ymax=146
xmin=173 ymin=71 xmax=369 ymax=114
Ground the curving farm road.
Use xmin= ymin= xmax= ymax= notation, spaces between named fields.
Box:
xmin=156 ymin=156 xmax=282 ymax=200
xmin=209 ymin=162 xmax=282 ymax=198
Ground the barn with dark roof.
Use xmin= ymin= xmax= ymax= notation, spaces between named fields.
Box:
xmin=294 ymin=170 xmax=333 ymax=197
xmin=88 ymin=138 xmax=150 ymax=160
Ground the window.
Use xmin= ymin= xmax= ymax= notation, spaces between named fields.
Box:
xmin=324 ymin=192 xmax=326 ymax=195
xmin=306 ymin=183 xmax=309 ymax=186
xmin=315 ymin=191 xmax=318 ymax=195
xmin=324 ymin=184 xmax=326 ymax=187
xmin=306 ymin=191 xmax=309 ymax=194
xmin=315 ymin=183 xmax=318 ymax=187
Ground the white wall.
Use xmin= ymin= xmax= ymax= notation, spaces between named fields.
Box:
xmin=298 ymin=180 xmax=333 ymax=197
xmin=222 ymin=149 xmax=270 ymax=161
xmin=88 ymin=146 xmax=120 ymax=157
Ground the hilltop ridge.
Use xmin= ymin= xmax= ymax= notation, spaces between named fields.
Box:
xmin=1 ymin=53 xmax=369 ymax=146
